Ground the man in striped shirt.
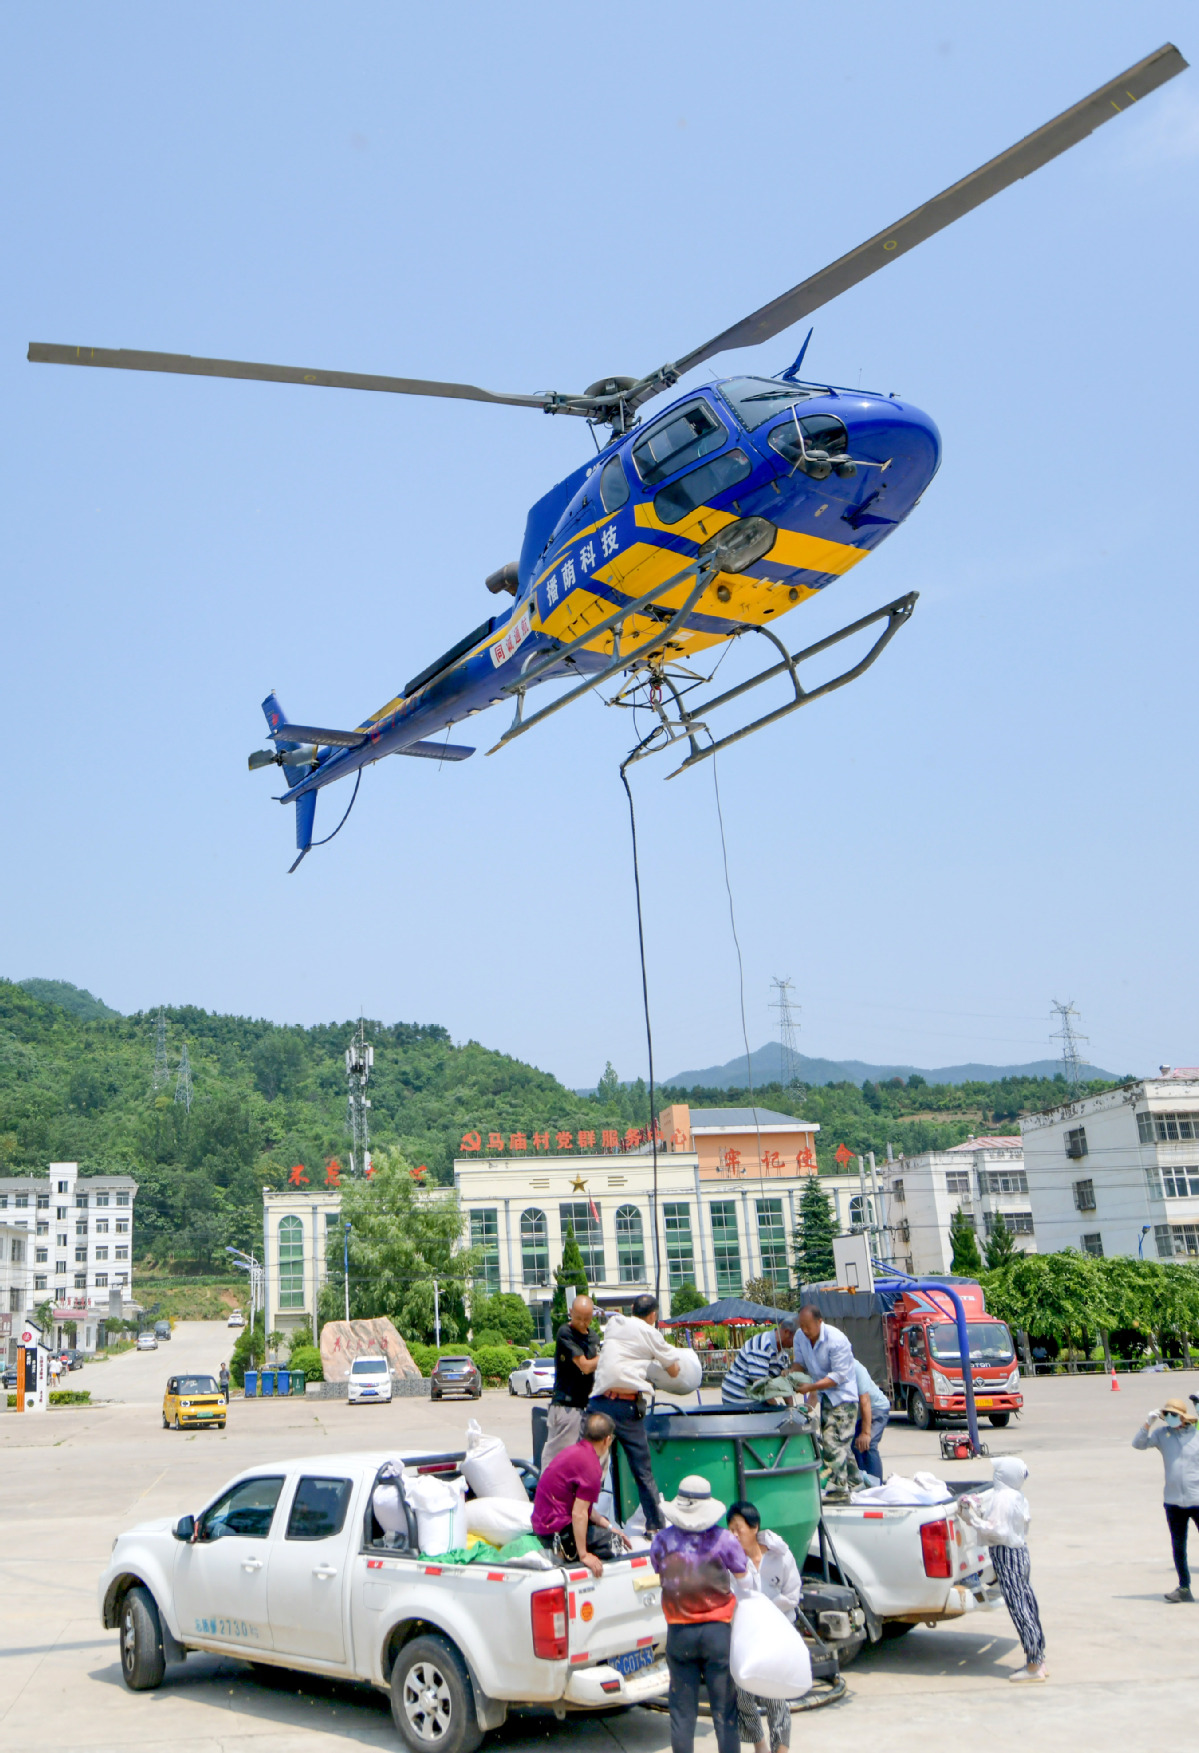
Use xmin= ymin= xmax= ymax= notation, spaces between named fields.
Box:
xmin=720 ymin=1315 xmax=800 ymax=1409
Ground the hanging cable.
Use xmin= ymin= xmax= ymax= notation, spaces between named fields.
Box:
xmin=620 ymin=758 xmax=662 ymax=1300
xmin=310 ymin=769 xmax=363 ymax=848
xmin=711 ymin=752 xmax=769 ymax=1245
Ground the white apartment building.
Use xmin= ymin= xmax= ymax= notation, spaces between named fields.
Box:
xmin=0 ymin=1161 xmax=138 ymax=1349
xmin=1 ymin=1222 xmax=33 ymax=1366
xmin=876 ymin=1138 xmax=1033 ymax=1276
xmin=1021 ymin=1069 xmax=1199 ymax=1260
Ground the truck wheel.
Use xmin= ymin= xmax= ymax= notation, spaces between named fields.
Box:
xmin=119 ymin=1585 xmax=166 ymax=1691
xmin=390 ymin=1633 xmax=482 ymax=1753
xmin=988 ymin=1412 xmax=1011 ymax=1428
xmin=907 ymin=1389 xmax=932 ymax=1431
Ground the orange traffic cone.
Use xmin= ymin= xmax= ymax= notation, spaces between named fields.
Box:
xmin=1110 ymin=1372 xmax=1120 ymax=1391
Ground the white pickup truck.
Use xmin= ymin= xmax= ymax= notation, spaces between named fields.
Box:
xmin=100 ymin=1447 xmax=668 ymax=1753
xmin=806 ymin=1485 xmax=1000 ymax=1663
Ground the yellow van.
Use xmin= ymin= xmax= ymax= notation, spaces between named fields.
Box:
xmin=162 ymin=1373 xmax=226 ymax=1430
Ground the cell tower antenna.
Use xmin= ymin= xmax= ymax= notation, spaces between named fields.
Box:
xmin=1050 ymin=999 xmax=1089 ymax=1098
xmin=346 ymin=1017 xmax=374 ymax=1175
xmin=769 ymin=977 xmax=802 ymax=1085
xmin=174 ymin=1041 xmax=193 ymax=1113
xmin=152 ymin=1007 xmax=169 ymax=1092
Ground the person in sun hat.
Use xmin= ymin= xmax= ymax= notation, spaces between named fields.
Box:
xmin=1133 ymin=1396 xmax=1199 ymax=1602
xmin=959 ymin=1456 xmax=1047 ymax=1682
xmin=650 ymin=1475 xmax=747 ymax=1753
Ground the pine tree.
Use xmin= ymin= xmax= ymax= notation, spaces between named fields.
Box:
xmin=796 ymin=1178 xmax=838 ymax=1286
xmin=596 ymin=1062 xmax=622 ymax=1106
xmin=983 ymin=1215 xmax=1019 ymax=1271
xmin=949 ymin=1207 xmax=985 ymax=1276
xmin=550 ymin=1223 xmax=590 ymax=1327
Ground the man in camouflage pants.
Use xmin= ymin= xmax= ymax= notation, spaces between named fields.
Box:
xmin=794 ymin=1305 xmax=865 ymax=1502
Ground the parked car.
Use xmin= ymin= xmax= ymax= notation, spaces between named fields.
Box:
xmin=430 ymin=1354 xmax=482 ymax=1400
xmin=508 ymin=1355 xmax=555 ymax=1398
xmin=347 ymin=1356 xmax=393 ymax=1405
xmin=63 ymin=1349 xmax=85 ymax=1371
xmin=163 ymin=1373 xmax=226 ymax=1431
xmin=226 ymin=1309 xmax=245 ymax=1329
xmin=136 ymin=1332 xmax=158 ymax=1352
xmin=2 ymin=1364 xmax=18 ymax=1390
xmin=154 ymin=1320 xmax=172 ymax=1342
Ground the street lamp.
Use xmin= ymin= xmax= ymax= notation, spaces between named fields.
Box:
xmin=226 ymin=1245 xmax=263 ymax=1328
xmin=343 ymin=1223 xmax=352 ymax=1323
xmin=1138 ymin=1224 xmax=1152 ymax=1258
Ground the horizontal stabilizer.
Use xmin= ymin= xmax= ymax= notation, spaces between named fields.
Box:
xmin=271 ymin=722 xmax=366 ymax=748
xmin=397 ymin=740 xmax=475 ymax=762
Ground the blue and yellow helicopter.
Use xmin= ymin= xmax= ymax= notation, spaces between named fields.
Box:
xmin=30 ymin=45 xmax=1185 ymax=870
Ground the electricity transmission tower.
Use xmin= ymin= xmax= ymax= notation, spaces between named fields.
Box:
xmin=346 ymin=1018 xmax=374 ymax=1175
xmin=1050 ymin=1000 xmax=1089 ymax=1098
xmin=152 ymin=1008 xmax=169 ymax=1092
xmin=174 ymin=1041 xmax=193 ymax=1113
xmin=769 ymin=977 xmax=802 ymax=1085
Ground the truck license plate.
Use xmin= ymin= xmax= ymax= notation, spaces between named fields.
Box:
xmin=974 ymin=1398 xmax=995 ymax=1408
xmin=609 ymin=1647 xmax=656 ymax=1678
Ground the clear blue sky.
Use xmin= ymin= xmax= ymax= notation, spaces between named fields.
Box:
xmin=3 ymin=4 xmax=1195 ymax=1088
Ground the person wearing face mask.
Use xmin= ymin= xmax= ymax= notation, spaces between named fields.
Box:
xmin=1133 ymin=1397 xmax=1199 ymax=1602
xmin=959 ymin=1457 xmax=1046 ymax=1682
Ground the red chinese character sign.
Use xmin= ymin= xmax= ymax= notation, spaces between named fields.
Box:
xmin=288 ymin=1165 xmax=309 ymax=1187
xmin=834 ymin=1143 xmax=855 ymax=1169
xmin=325 ymin=1162 xmax=342 ymax=1187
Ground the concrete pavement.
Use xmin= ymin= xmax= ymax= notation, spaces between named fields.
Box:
xmin=66 ymin=1318 xmax=240 ymax=1404
xmin=2 ymin=1323 xmax=1197 ymax=1752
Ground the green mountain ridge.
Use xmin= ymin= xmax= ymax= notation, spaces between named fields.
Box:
xmin=0 ymin=978 xmax=1120 ymax=1278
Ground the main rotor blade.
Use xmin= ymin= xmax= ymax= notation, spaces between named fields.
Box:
xmin=670 ymin=42 xmax=1187 ymax=377
xmin=26 ymin=343 xmax=552 ymax=410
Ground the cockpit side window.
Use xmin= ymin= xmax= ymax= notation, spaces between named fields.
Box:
xmin=632 ymin=399 xmax=727 ymax=488
xmin=599 ymin=456 xmax=630 ymax=514
xmin=717 ymin=377 xmax=821 ymax=432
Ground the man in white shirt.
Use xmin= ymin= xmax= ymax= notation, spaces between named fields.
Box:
xmin=589 ymin=1293 xmax=680 ymax=1531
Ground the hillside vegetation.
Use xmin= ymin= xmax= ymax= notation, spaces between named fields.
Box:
xmin=0 ymin=977 xmax=1121 ymax=1275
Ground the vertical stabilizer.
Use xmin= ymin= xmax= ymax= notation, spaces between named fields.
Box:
xmin=289 ymin=792 xmax=318 ymax=875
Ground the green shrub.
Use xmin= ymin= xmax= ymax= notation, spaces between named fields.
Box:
xmin=473 ymin=1344 xmax=518 ymax=1383
xmin=438 ymin=1341 xmax=477 ymax=1357
xmin=471 ymin=1329 xmax=509 ymax=1349
xmin=408 ymin=1342 xmax=438 ymax=1376
xmin=537 ymin=1340 xmax=557 ymax=1358
xmin=50 ymin=1389 xmax=91 ymax=1405
xmin=287 ymin=1344 xmax=323 ymax=1383
xmin=471 ymin=1292 xmax=535 ymax=1347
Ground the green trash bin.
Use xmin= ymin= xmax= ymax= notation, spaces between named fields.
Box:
xmin=611 ymin=1405 xmax=822 ymax=1563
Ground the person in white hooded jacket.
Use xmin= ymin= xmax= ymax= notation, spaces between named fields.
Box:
xmin=726 ymin=1500 xmax=802 ymax=1753
xmin=960 ymin=1457 xmax=1047 ymax=1684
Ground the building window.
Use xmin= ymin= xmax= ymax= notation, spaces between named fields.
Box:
xmin=1065 ymin=1127 xmax=1088 ymax=1161
xmin=898 ymin=1219 xmax=911 ymax=1244
xmin=1003 ymin=1213 xmax=1035 ymax=1235
xmin=37 ymin=1194 xmax=49 ymax=1209
xmin=74 ymin=1247 xmax=87 ymax=1263
xmin=1140 ymin=1110 xmax=1199 ymax=1144
xmin=95 ymin=1272 xmax=107 ymax=1287
xmin=75 ymin=1220 xmax=87 ymax=1236
xmin=1162 ymin=1167 xmax=1199 ymax=1198
xmin=1073 ymin=1179 xmax=1096 ymax=1212
xmin=470 ymin=1209 xmax=501 ymax=1293
xmin=56 ymin=1207 xmax=66 ymax=1221
xmin=1081 ymin=1233 xmax=1104 ymax=1257
xmin=115 ymin=1246 xmax=128 ymax=1260
xmin=57 ymin=1180 xmax=68 ymax=1194
xmin=278 ymin=1214 xmax=305 ymax=1309
xmin=663 ymin=1203 xmax=695 ymax=1289
xmin=17 ymin=1194 xmax=29 ymax=1209
xmin=95 ymin=1218 xmax=108 ymax=1233
xmin=710 ymin=1201 xmax=742 ymax=1298
xmin=10 ymin=1240 xmax=23 ymax=1264
xmin=0 ymin=1195 xmax=6 ymax=1208
xmin=34 ymin=1274 xmax=47 ymax=1291
xmin=95 ymin=1193 xmax=108 ymax=1207
xmin=74 ymin=1272 xmax=87 ymax=1289
xmin=558 ymin=1203 xmax=605 ymax=1284
xmin=615 ymin=1205 xmax=646 ymax=1283
xmin=1165 ymin=1223 xmax=1199 ymax=1258
xmin=95 ymin=1247 xmax=108 ymax=1261
xmin=76 ymin=1191 xmax=88 ymax=1209
xmin=35 ymin=1248 xmax=47 ymax=1264
xmin=520 ymin=1208 xmax=549 ymax=1287
xmin=891 ymin=1179 xmax=905 ymax=1203
xmin=756 ymin=1198 xmax=789 ymax=1283
xmin=848 ymin=1194 xmax=875 ymax=1230
xmin=116 ymin=1192 xmax=130 ymax=1206
xmin=979 ymin=1170 xmax=1029 ymax=1195
xmin=9 ymin=1288 xmax=21 ymax=1311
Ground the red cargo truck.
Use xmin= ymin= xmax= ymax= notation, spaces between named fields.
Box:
xmin=883 ymin=1279 xmax=1022 ymax=1431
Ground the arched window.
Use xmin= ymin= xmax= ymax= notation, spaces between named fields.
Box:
xmin=521 ymin=1208 xmax=549 ymax=1286
xmin=278 ymin=1214 xmax=305 ymax=1308
xmin=615 ymin=1205 xmax=645 ymax=1284
xmin=848 ymin=1194 xmax=875 ymax=1232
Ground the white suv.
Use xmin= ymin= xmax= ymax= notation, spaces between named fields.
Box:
xmin=347 ymin=1356 xmax=393 ymax=1405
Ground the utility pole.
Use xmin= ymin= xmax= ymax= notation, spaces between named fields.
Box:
xmin=868 ymin=1149 xmax=886 ymax=1264
xmin=174 ymin=1041 xmax=193 ymax=1113
xmin=343 ymin=1223 xmax=352 ymax=1323
xmin=769 ymin=977 xmax=802 ymax=1085
xmin=345 ymin=1019 xmax=374 ymax=1175
xmin=433 ymin=1277 xmax=441 ymax=1347
xmin=1050 ymin=1000 xmax=1089 ymax=1099
xmin=152 ymin=1008 xmax=169 ymax=1092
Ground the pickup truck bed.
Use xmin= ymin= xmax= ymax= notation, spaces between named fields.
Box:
xmin=99 ymin=1447 xmax=668 ymax=1753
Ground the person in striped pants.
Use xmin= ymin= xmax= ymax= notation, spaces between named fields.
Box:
xmin=960 ymin=1457 xmax=1047 ymax=1683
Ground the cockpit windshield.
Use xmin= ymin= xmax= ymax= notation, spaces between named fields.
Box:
xmin=717 ymin=377 xmax=822 ymax=432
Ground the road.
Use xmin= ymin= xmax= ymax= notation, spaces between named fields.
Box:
xmin=2 ymin=1322 xmax=1196 ymax=1753
xmin=68 ymin=1319 xmax=240 ymax=1404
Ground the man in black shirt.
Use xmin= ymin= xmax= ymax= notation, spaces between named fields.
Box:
xmin=542 ymin=1295 xmax=600 ymax=1466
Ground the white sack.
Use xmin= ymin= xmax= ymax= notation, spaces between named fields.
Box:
xmin=372 ymin=1481 xmax=408 ymax=1535
xmin=405 ymin=1472 xmax=467 ymax=1555
xmin=647 ymin=1348 xmax=703 ymax=1394
xmin=851 ymin=1470 xmax=951 ymax=1507
xmin=462 ymin=1418 xmax=529 ymax=1503
xmin=730 ymin=1594 xmax=812 ymax=1700
xmin=464 ymin=1494 xmax=535 ymax=1545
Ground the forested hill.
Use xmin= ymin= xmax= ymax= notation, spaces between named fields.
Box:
xmin=0 ymin=978 xmax=1121 ymax=1274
